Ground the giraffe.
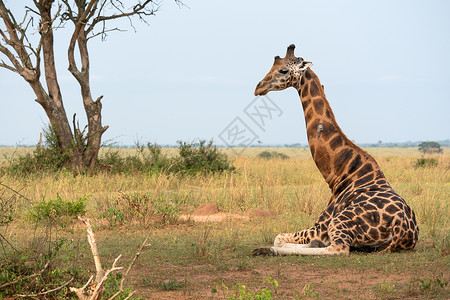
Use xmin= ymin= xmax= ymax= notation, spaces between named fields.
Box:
xmin=252 ymin=44 xmax=419 ymax=256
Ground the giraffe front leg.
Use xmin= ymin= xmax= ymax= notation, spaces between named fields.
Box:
xmin=253 ymin=226 xmax=327 ymax=256
xmin=274 ymin=224 xmax=328 ymax=247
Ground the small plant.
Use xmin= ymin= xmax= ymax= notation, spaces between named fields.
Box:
xmin=192 ymin=224 xmax=214 ymax=260
xmin=152 ymin=195 xmax=180 ymax=224
xmin=159 ymin=277 xmax=185 ymax=291
xmin=102 ymin=273 xmax=134 ymax=299
xmin=102 ymin=192 xmax=180 ymax=227
xmin=214 ymin=276 xmax=278 ymax=300
xmin=419 ymin=273 xmax=448 ymax=291
xmin=257 ymin=151 xmax=289 ymax=160
xmin=297 ymin=283 xmax=320 ymax=299
xmin=419 ymin=278 xmax=433 ymax=291
xmin=373 ymin=280 xmax=396 ymax=299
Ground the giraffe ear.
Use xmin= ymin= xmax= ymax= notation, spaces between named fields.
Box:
xmin=299 ymin=61 xmax=312 ymax=71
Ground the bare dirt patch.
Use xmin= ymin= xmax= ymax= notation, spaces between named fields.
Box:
xmin=130 ymin=261 xmax=448 ymax=299
xmin=248 ymin=209 xmax=277 ymax=218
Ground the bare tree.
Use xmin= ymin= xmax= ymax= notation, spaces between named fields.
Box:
xmin=0 ymin=0 xmax=172 ymax=170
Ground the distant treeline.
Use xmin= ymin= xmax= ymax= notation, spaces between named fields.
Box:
xmin=2 ymin=139 xmax=449 ymax=148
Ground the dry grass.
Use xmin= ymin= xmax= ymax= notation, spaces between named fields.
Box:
xmin=1 ymin=147 xmax=448 ymax=241
xmin=1 ymin=147 xmax=449 ymax=299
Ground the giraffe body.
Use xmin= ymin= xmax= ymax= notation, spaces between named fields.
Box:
xmin=253 ymin=45 xmax=419 ymax=256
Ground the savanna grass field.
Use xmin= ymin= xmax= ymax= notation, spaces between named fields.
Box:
xmin=0 ymin=146 xmax=449 ymax=299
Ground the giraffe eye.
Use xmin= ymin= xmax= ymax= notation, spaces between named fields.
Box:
xmin=279 ymin=69 xmax=289 ymax=74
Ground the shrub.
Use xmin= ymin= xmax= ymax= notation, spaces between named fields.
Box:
xmin=28 ymin=194 xmax=87 ymax=227
xmin=102 ymin=192 xmax=183 ymax=227
xmin=98 ymin=150 xmax=145 ymax=174
xmin=98 ymin=139 xmax=233 ymax=175
xmin=3 ymin=135 xmax=233 ymax=176
xmin=414 ymin=158 xmax=438 ymax=168
xmin=170 ymin=139 xmax=234 ymax=174
xmin=2 ymin=125 xmax=68 ymax=176
xmin=257 ymin=151 xmax=289 ymax=160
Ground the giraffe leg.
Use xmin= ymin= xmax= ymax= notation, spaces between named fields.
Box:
xmin=254 ymin=243 xmax=349 ymax=256
xmin=381 ymin=214 xmax=410 ymax=252
xmin=261 ymin=215 xmax=355 ymax=256
xmin=253 ymin=240 xmax=312 ymax=256
xmin=253 ymin=233 xmax=331 ymax=256
xmin=252 ymin=218 xmax=332 ymax=256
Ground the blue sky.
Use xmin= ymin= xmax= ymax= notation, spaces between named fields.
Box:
xmin=1 ymin=0 xmax=449 ymax=146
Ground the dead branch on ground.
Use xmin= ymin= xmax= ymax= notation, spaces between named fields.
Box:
xmin=70 ymin=216 xmax=148 ymax=299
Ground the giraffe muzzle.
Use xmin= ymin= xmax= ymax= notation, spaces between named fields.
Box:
xmin=254 ymin=81 xmax=269 ymax=96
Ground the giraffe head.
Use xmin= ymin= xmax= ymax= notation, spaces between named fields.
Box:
xmin=254 ymin=44 xmax=312 ymax=96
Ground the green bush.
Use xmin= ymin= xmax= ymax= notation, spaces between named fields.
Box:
xmin=98 ymin=142 xmax=171 ymax=174
xmin=98 ymin=139 xmax=234 ymax=175
xmin=171 ymin=140 xmax=234 ymax=174
xmin=29 ymin=194 xmax=87 ymax=227
xmin=98 ymin=150 xmax=146 ymax=174
xmin=2 ymin=125 xmax=68 ymax=176
xmin=3 ymin=134 xmax=233 ymax=176
xmin=1 ymin=194 xmax=89 ymax=298
xmin=414 ymin=158 xmax=438 ymax=168
xmin=257 ymin=151 xmax=289 ymax=160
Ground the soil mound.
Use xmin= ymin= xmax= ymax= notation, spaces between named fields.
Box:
xmin=180 ymin=203 xmax=249 ymax=222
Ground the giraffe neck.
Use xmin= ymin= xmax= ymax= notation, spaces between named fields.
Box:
xmin=297 ymin=68 xmax=382 ymax=194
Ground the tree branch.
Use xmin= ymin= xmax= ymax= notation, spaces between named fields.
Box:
xmin=0 ymin=31 xmax=25 ymax=75
xmin=68 ymin=0 xmax=99 ymax=77
xmin=15 ymin=277 xmax=74 ymax=298
xmin=78 ymin=216 xmax=104 ymax=281
xmin=0 ymin=1 xmax=35 ymax=71
xmin=108 ymin=235 xmax=150 ymax=300
xmin=85 ymin=0 xmax=158 ymax=36
xmin=70 ymin=216 xmax=128 ymax=300
xmin=0 ymin=232 xmax=18 ymax=252
xmin=0 ymin=182 xmax=33 ymax=204
xmin=86 ymin=26 xmax=125 ymax=41
xmin=0 ymin=261 xmax=50 ymax=289
xmin=0 ymin=59 xmax=18 ymax=73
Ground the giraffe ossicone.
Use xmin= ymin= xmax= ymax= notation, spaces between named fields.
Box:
xmin=253 ymin=44 xmax=419 ymax=256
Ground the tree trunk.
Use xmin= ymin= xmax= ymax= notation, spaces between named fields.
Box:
xmin=67 ymin=5 xmax=109 ymax=170
xmin=34 ymin=0 xmax=108 ymax=170
xmin=35 ymin=2 xmax=80 ymax=169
